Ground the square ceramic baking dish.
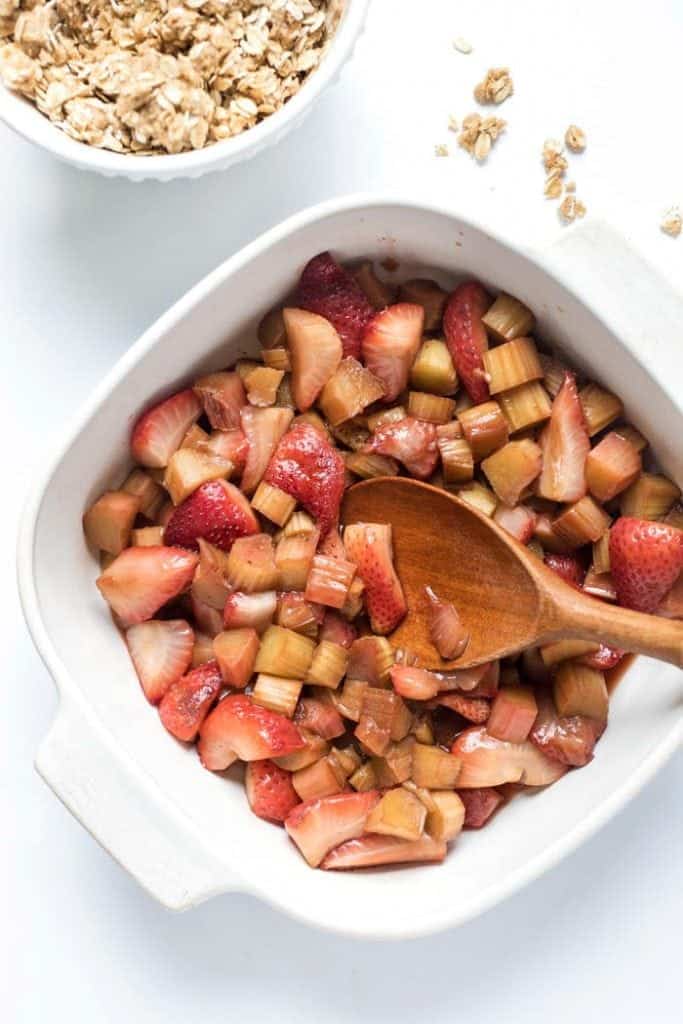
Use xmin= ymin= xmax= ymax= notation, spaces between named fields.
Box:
xmin=18 ymin=196 xmax=683 ymax=940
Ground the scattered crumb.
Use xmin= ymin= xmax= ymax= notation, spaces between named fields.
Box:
xmin=458 ymin=113 xmax=506 ymax=162
xmin=565 ymin=124 xmax=586 ymax=153
xmin=559 ymin=196 xmax=587 ymax=223
xmin=474 ymin=67 xmax=513 ymax=105
xmin=660 ymin=208 xmax=682 ymax=237
xmin=565 ymin=180 xmax=576 ymax=193
xmin=434 ymin=143 xmax=449 ymax=157
xmin=453 ymin=37 xmax=473 ymax=54
xmin=544 ymin=173 xmax=563 ymax=199
xmin=447 ymin=114 xmax=459 ymax=132
xmin=542 ymin=139 xmax=568 ymax=175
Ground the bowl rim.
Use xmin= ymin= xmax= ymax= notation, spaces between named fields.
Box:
xmin=17 ymin=193 xmax=683 ymax=939
xmin=0 ymin=0 xmax=370 ymax=179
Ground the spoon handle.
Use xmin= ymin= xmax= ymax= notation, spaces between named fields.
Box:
xmin=552 ymin=591 xmax=683 ymax=668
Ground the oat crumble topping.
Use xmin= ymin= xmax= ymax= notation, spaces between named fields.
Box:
xmin=564 ymin=123 xmax=586 ymax=153
xmin=660 ymin=208 xmax=682 ymax=237
xmin=473 ymin=66 xmax=513 ymax=105
xmin=0 ymin=0 xmax=343 ymax=155
xmin=458 ymin=112 xmax=506 ymax=162
xmin=434 ymin=142 xmax=449 ymax=157
xmin=559 ymin=195 xmax=586 ymax=223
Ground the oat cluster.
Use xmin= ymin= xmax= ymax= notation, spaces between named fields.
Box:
xmin=542 ymin=129 xmax=587 ymax=223
xmin=660 ymin=208 xmax=682 ymax=238
xmin=458 ymin=112 xmax=506 ymax=163
xmin=473 ymin=66 xmax=513 ymax=105
xmin=0 ymin=0 xmax=341 ymax=155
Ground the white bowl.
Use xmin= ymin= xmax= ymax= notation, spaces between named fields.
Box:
xmin=0 ymin=0 xmax=369 ymax=181
xmin=18 ymin=196 xmax=683 ymax=939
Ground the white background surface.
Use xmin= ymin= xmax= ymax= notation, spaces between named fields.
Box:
xmin=3 ymin=1 xmax=682 ymax=1021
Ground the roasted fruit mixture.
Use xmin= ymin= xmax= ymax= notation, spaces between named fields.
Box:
xmin=84 ymin=251 xmax=683 ymax=871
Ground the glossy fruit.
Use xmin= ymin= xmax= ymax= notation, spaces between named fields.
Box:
xmin=164 ymin=479 xmax=259 ymax=551
xmin=609 ymin=516 xmax=683 ymax=612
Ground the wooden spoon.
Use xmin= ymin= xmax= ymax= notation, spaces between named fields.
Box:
xmin=341 ymin=477 xmax=683 ymax=670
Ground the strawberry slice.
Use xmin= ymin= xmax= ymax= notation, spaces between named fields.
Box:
xmin=322 ymin=833 xmax=447 ymax=870
xmin=284 ymin=307 xmax=342 ymax=411
xmin=452 ymin=725 xmax=567 ymax=787
xmin=529 ymin=691 xmax=605 ymax=767
xmin=164 ymin=479 xmax=259 ymax=551
xmin=443 ymin=281 xmax=491 ymax=403
xmin=245 ymin=760 xmax=300 ymax=823
xmin=537 ymin=372 xmax=590 ymax=502
xmin=284 ymin=790 xmax=380 ymax=867
xmin=131 ymin=389 xmax=202 ymax=468
xmin=194 ymin=371 xmax=246 ymax=431
xmin=295 ymin=251 xmax=375 ymax=359
xmin=361 ymin=303 xmax=424 ymax=402
xmin=198 ymin=694 xmax=304 ymax=769
xmin=96 ymin=545 xmax=198 ymax=627
xmin=609 ymin=516 xmax=683 ymax=613
xmin=432 ymin=692 xmax=491 ymax=723
xmin=543 ymin=552 xmax=585 ymax=589
xmin=390 ymin=665 xmax=440 ymax=700
xmin=293 ymin=698 xmax=346 ymax=740
xmin=205 ymin=429 xmax=249 ymax=477
xmin=493 ymin=504 xmax=537 ymax=544
xmin=158 ymin=659 xmax=223 ymax=742
xmin=365 ymin=416 xmax=438 ymax=479
xmin=240 ymin=406 xmax=294 ymax=495
xmin=458 ymin=787 xmax=504 ymax=828
xmin=579 ymin=644 xmax=624 ymax=671
xmin=264 ymin=421 xmax=345 ymax=537
xmin=344 ymin=522 xmax=407 ymax=634
xmin=223 ymin=590 xmax=277 ymax=633
xmin=125 ymin=618 xmax=195 ymax=704
xmin=319 ymin=610 xmax=357 ymax=649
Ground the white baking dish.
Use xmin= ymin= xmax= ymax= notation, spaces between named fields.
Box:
xmin=18 ymin=196 xmax=683 ymax=940
xmin=0 ymin=0 xmax=368 ymax=181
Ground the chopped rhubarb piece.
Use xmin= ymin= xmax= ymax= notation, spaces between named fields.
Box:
xmin=585 ymin=431 xmax=642 ymax=502
xmin=245 ymin=760 xmax=300 ymax=823
xmin=482 ymin=336 xmax=543 ymax=394
xmin=254 ymin=624 xmax=315 ymax=678
xmin=284 ymin=307 xmax=343 ymax=411
xmin=458 ymin=787 xmax=504 ymax=828
xmin=344 ymin=523 xmax=407 ymax=634
xmin=122 ymin=468 xmax=165 ymax=520
xmin=125 ymin=619 xmax=195 ymax=704
xmin=365 ymin=417 xmax=438 ymax=479
xmin=96 ymin=545 xmax=198 ymax=627
xmin=487 ymin=685 xmax=538 ymax=743
xmin=164 ymin=448 xmax=233 ymax=505
xmin=258 ymin=307 xmax=287 ymax=349
xmin=578 ymin=382 xmax=623 ymax=436
xmin=438 ymin=660 xmax=500 ymax=696
xmin=194 ymin=371 xmax=246 ymax=430
xmin=273 ymin=729 xmax=330 ymax=771
xmin=305 ymin=553 xmax=356 ymax=609
xmin=295 ymin=251 xmax=376 ymax=360
xmin=609 ymin=517 xmax=683 ymax=612
xmin=294 ymin=697 xmax=346 ymax=740
xmin=275 ymin=529 xmax=320 ymax=591
xmin=83 ymin=490 xmax=140 ymax=555
xmin=158 ymin=659 xmax=223 ymax=742
xmin=424 ymin=585 xmax=469 ymax=660
xmin=132 ymin=526 xmax=165 ymax=547
xmin=498 ymin=381 xmax=552 ymax=434
xmin=411 ymin=742 xmax=461 ymax=788
xmin=264 ymin=421 xmax=345 ymax=537
xmin=537 ymin=372 xmax=590 ymax=502
xmin=131 ymin=388 xmax=202 ymax=468
xmin=164 ymin=479 xmax=259 ymax=552
xmin=318 ymin=357 xmax=385 ymax=426
xmin=191 ymin=538 xmax=231 ymax=610
xmin=390 ymin=665 xmax=440 ymax=701
xmin=399 ymin=278 xmax=448 ymax=330
xmin=553 ymin=497 xmax=611 ymax=549
xmin=410 ymin=339 xmax=458 ymax=395
xmin=223 ymin=590 xmax=277 ymax=633
xmin=322 ymin=833 xmax=446 ymax=870
xmin=198 ymin=694 xmax=304 ymax=768
xmin=493 ymin=504 xmax=537 ymax=543
xmin=366 ymin=787 xmax=426 ymax=841
xmin=240 ymin=406 xmax=294 ymax=495
xmin=345 ymin=451 xmax=400 ymax=479
xmin=543 ymin=553 xmax=585 ymax=589
xmin=482 ymin=292 xmax=535 ymax=341
xmin=306 ymin=640 xmax=349 ymax=688
xmin=432 ymin=692 xmax=491 ymax=723
xmin=361 ymin=302 xmax=424 ymax=402
xmin=284 ymin=789 xmax=380 ymax=867
xmin=227 ymin=533 xmax=279 ymax=592
xmin=251 ymin=481 xmax=296 ymax=526
xmin=554 ymin=662 xmax=608 ymax=721
xmin=452 ymin=725 xmax=567 ymax=786
xmin=438 ymin=432 xmax=474 ymax=484
xmin=320 ymin=610 xmax=357 ymax=649
xmin=443 ymin=280 xmax=491 ymax=403
xmin=540 ymin=638 xmax=599 ymax=668
xmin=262 ymin=347 xmax=290 ymax=373
xmin=190 ymin=592 xmax=224 ymax=637
xmin=276 ymin=591 xmax=324 ymax=637
xmin=191 ymin=631 xmax=215 ymax=668
xmin=205 ymin=429 xmax=249 ymax=476
xmin=407 ymin=391 xmax=456 ymax=424
xmin=458 ymin=401 xmax=509 ymax=461
xmin=243 ymin=365 xmax=283 ymax=407
xmin=481 ymin=439 xmax=542 ymax=507
xmin=621 ymin=473 xmax=681 ymax=520
xmin=252 ymin=674 xmax=303 ymax=718
xmin=213 ymin=628 xmax=259 ymax=688
xmin=530 ymin=692 xmax=605 ymax=767
xmin=582 ymin=569 xmax=617 ymax=602
xmin=352 ymin=260 xmax=396 ymax=309
xmin=292 ymin=756 xmax=346 ymax=801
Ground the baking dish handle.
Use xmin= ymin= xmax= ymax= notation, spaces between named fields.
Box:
xmin=36 ymin=698 xmax=242 ymax=910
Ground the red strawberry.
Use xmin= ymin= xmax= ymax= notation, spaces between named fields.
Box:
xmin=197 ymin=694 xmax=304 ymax=769
xmin=205 ymin=429 xmax=249 ymax=476
xmin=125 ymin=618 xmax=195 ymax=704
xmin=458 ymin=787 xmax=504 ymax=828
xmin=443 ymin=281 xmax=491 ymax=403
xmin=579 ymin=644 xmax=624 ymax=671
xmin=295 ymin=251 xmax=375 ymax=359
xmin=319 ymin=610 xmax=357 ymax=649
xmin=537 ymin=373 xmax=589 ymax=502
xmin=609 ymin=517 xmax=683 ymax=613
xmin=223 ymin=590 xmax=277 ymax=633
xmin=493 ymin=504 xmax=537 ymax=544
xmin=284 ymin=307 xmax=342 ymax=411
xmin=264 ymin=421 xmax=345 ymax=537
xmin=240 ymin=406 xmax=294 ymax=495
xmin=245 ymin=759 xmax=300 ymax=822
xmin=432 ymin=692 xmax=491 ymax=723
xmin=361 ymin=303 xmax=424 ymax=402
xmin=452 ymin=725 xmax=567 ymax=786
xmin=365 ymin=416 xmax=438 ymax=479
xmin=164 ymin=479 xmax=259 ymax=551
xmin=131 ymin=389 xmax=202 ymax=468
xmin=285 ymin=789 xmax=380 ymax=867
xmin=97 ymin=545 xmax=198 ymax=627
xmin=293 ymin=698 xmax=346 ymax=740
xmin=529 ymin=691 xmax=605 ymax=767
xmin=322 ymin=833 xmax=446 ymax=870
xmin=544 ymin=552 xmax=585 ymax=589
xmin=344 ymin=522 xmax=407 ymax=634
xmin=194 ymin=371 xmax=246 ymax=431
xmin=158 ymin=659 xmax=223 ymax=742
